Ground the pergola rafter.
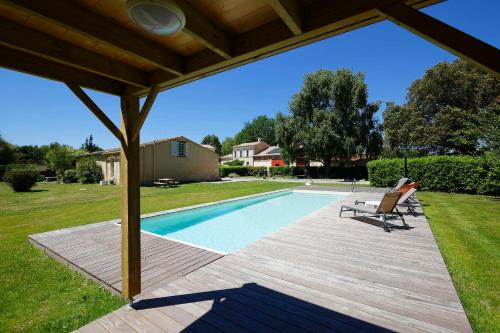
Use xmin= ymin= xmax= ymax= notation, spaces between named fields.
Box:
xmin=0 ymin=0 xmax=498 ymax=301
xmin=267 ymin=0 xmax=303 ymax=35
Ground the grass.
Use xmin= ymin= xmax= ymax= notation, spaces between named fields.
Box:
xmin=419 ymin=192 xmax=500 ymax=332
xmin=0 ymin=180 xmax=299 ymax=332
xmin=1 ymin=181 xmax=498 ymax=332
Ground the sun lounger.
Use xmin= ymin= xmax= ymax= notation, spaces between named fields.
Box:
xmin=339 ymin=192 xmax=409 ymax=232
xmin=392 ymin=177 xmax=409 ymax=191
xmin=356 ymin=188 xmax=418 ymax=216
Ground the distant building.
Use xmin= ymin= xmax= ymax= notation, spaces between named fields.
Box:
xmin=230 ymin=138 xmax=269 ymax=166
xmin=253 ymin=146 xmax=285 ymax=167
xmin=77 ymin=136 xmax=219 ymax=185
xmin=220 ymin=138 xmax=332 ymax=168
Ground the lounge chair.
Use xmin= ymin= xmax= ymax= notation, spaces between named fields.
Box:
xmin=356 ymin=188 xmax=418 ymax=216
xmin=339 ymin=192 xmax=409 ymax=232
xmin=392 ymin=177 xmax=409 ymax=191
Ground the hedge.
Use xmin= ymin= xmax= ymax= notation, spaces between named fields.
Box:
xmin=219 ymin=165 xmax=255 ymax=177
xmin=220 ymin=165 xmax=368 ymax=180
xmin=367 ymin=155 xmax=499 ymax=195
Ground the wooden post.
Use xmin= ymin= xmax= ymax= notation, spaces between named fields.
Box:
xmin=67 ymin=83 xmax=159 ymax=300
xmin=120 ymin=93 xmax=141 ymax=299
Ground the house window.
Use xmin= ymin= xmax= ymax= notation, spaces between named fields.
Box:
xmin=171 ymin=141 xmax=187 ymax=157
xmin=178 ymin=141 xmax=186 ymax=157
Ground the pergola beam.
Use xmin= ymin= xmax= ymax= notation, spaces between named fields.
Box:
xmin=267 ymin=0 xmax=302 ymax=35
xmin=66 ymin=84 xmax=127 ymax=149
xmin=377 ymin=2 xmax=500 ymax=78
xmin=132 ymin=85 xmax=161 ymax=141
xmin=177 ymin=0 xmax=232 ymax=59
xmin=6 ymin=0 xmax=185 ymax=76
xmin=0 ymin=46 xmax=124 ymax=95
xmin=0 ymin=18 xmax=148 ymax=88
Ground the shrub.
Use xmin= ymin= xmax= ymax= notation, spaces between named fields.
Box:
xmin=269 ymin=166 xmax=292 ymax=177
xmin=76 ymin=157 xmax=102 ymax=184
xmin=219 ymin=166 xmax=253 ymax=177
xmin=248 ymin=167 xmax=267 ymax=177
xmin=367 ymin=155 xmax=500 ymax=195
xmin=63 ymin=169 xmax=78 ymax=183
xmin=3 ymin=166 xmax=38 ymax=192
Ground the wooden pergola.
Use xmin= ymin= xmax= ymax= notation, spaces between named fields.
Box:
xmin=1 ymin=0 xmax=498 ymax=301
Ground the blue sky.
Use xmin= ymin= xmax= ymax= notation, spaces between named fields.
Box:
xmin=1 ymin=0 xmax=498 ymax=149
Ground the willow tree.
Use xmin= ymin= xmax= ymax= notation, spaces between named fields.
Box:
xmin=275 ymin=69 xmax=382 ymax=176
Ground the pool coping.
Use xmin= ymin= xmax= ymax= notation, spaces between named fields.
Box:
xmin=134 ymin=188 xmax=350 ymax=254
xmin=30 ymin=188 xmax=350 ymax=242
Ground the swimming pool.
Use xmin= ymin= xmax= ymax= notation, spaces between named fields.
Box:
xmin=141 ymin=190 xmax=346 ymax=253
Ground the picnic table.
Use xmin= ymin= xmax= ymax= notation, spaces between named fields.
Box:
xmin=154 ymin=178 xmax=179 ymax=188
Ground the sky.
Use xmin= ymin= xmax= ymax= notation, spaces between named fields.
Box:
xmin=0 ymin=0 xmax=498 ymax=150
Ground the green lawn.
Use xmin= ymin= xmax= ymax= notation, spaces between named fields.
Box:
xmin=0 ymin=181 xmax=299 ymax=332
xmin=1 ymin=182 xmax=498 ymax=332
xmin=419 ymin=192 xmax=500 ymax=333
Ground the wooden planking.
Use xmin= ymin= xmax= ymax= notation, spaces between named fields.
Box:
xmin=377 ymin=2 xmax=500 ymax=79
xmin=75 ymin=191 xmax=472 ymax=333
xmin=29 ymin=223 xmax=223 ymax=295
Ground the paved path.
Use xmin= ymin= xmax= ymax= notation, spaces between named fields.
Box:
xmin=31 ymin=190 xmax=471 ymax=332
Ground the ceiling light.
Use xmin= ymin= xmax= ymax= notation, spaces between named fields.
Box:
xmin=126 ymin=0 xmax=186 ymax=35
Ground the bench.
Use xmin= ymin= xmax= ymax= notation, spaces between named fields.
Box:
xmin=154 ymin=179 xmax=179 ymax=188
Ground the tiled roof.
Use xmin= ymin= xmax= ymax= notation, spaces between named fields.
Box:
xmin=233 ymin=140 xmax=268 ymax=147
xmin=254 ymin=146 xmax=281 ymax=156
xmin=77 ymin=136 xmax=214 ymax=157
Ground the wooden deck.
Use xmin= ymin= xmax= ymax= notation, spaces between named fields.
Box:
xmin=29 ymin=222 xmax=223 ymax=295
xmin=31 ymin=190 xmax=472 ymax=332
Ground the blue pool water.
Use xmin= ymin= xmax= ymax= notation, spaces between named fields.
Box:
xmin=141 ymin=190 xmax=345 ymax=253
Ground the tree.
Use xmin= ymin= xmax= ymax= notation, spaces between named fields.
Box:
xmin=45 ymin=143 xmax=76 ymax=177
xmin=383 ymin=59 xmax=500 ymax=155
xmin=0 ymin=134 xmax=16 ymax=165
xmin=234 ymin=115 xmax=276 ymax=145
xmin=201 ymin=134 xmax=221 ymax=154
xmin=275 ymin=69 xmax=382 ymax=176
xmin=479 ymin=103 xmax=500 ymax=154
xmin=76 ymin=157 xmax=102 ymax=184
xmin=81 ymin=134 xmax=102 ymax=153
xmin=220 ymin=137 xmax=235 ymax=156
xmin=15 ymin=145 xmax=47 ymax=164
